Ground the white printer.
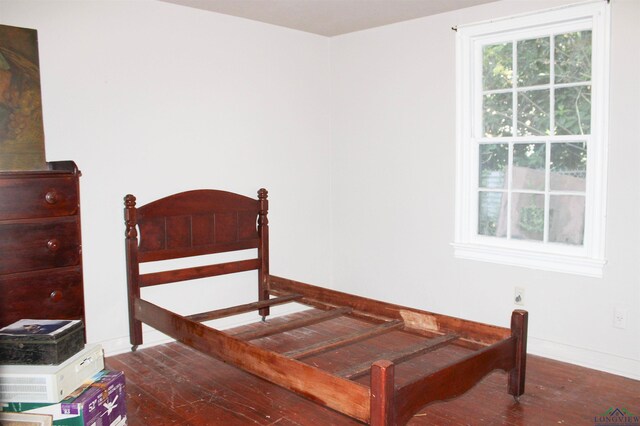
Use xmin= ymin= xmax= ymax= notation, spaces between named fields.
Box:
xmin=0 ymin=344 xmax=104 ymax=403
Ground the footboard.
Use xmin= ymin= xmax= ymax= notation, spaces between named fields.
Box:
xmin=269 ymin=276 xmax=528 ymax=425
xmin=370 ymin=311 xmax=528 ymax=425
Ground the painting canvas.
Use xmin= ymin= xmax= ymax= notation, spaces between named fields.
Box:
xmin=0 ymin=24 xmax=46 ymax=171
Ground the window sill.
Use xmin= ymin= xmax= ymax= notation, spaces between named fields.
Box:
xmin=451 ymin=242 xmax=606 ymax=278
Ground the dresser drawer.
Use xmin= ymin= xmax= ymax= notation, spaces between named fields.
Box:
xmin=0 ymin=267 xmax=84 ymax=327
xmin=0 ymin=176 xmax=78 ymax=220
xmin=0 ymin=217 xmax=80 ymax=274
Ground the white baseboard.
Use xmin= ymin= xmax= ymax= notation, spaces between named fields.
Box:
xmin=528 ymin=337 xmax=640 ymax=380
xmin=99 ymin=330 xmax=174 ymax=358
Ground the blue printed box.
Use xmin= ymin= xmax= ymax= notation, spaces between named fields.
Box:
xmin=1 ymin=370 xmax=127 ymax=426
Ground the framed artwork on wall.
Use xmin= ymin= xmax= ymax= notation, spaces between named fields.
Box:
xmin=0 ymin=24 xmax=46 ymax=171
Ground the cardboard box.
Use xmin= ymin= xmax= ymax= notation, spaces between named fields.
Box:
xmin=1 ymin=370 xmax=127 ymax=426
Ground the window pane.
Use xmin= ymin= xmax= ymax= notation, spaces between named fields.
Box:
xmin=484 ymin=92 xmax=513 ymax=137
xmin=549 ymin=195 xmax=585 ymax=245
xmin=513 ymin=143 xmax=546 ymax=190
xmin=517 ymin=89 xmax=550 ymax=136
xmin=555 ymin=30 xmax=592 ymax=84
xmin=478 ymin=191 xmax=507 ymax=237
xmin=483 ymin=42 xmax=513 ymax=90
xmin=550 ymin=142 xmax=587 ymax=191
xmin=511 ymin=193 xmax=544 ymax=241
xmin=517 ymin=37 xmax=550 ymax=87
xmin=555 ymin=85 xmax=591 ymax=135
xmin=479 ymin=144 xmax=508 ymax=188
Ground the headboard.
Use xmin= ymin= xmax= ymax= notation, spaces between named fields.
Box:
xmin=124 ymin=188 xmax=270 ymax=345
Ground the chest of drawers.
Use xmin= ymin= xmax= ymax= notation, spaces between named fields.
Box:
xmin=0 ymin=161 xmax=85 ymax=329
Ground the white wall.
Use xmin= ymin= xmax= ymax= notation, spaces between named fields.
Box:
xmin=330 ymin=0 xmax=640 ymax=379
xmin=2 ymin=0 xmax=638 ymax=380
xmin=0 ymin=0 xmax=332 ymax=353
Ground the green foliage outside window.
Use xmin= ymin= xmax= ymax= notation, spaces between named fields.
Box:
xmin=478 ymin=30 xmax=591 ymax=243
xmin=482 ymin=31 xmax=592 ymax=139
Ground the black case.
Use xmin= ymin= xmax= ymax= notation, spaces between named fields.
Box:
xmin=0 ymin=319 xmax=85 ymax=365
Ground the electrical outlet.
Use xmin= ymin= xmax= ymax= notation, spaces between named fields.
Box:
xmin=613 ymin=307 xmax=628 ymax=329
xmin=514 ymin=287 xmax=525 ymax=306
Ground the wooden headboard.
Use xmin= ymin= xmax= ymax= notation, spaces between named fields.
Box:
xmin=126 ymin=189 xmax=267 ymax=262
xmin=124 ymin=188 xmax=270 ymax=344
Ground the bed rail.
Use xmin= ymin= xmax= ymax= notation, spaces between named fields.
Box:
xmin=134 ymin=297 xmax=372 ymax=422
xmin=268 ymin=275 xmax=512 ymax=347
xmin=124 ymin=188 xmax=528 ymax=425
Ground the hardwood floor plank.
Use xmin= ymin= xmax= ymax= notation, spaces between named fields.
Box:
xmin=158 ymin=342 xmax=362 ymax=426
xmin=151 ymin=344 xmax=294 ymax=424
xmin=108 ymin=348 xmax=264 ymax=425
xmin=105 ymin=358 xmax=192 ymax=426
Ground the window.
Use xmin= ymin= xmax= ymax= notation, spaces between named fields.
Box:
xmin=453 ymin=1 xmax=610 ymax=277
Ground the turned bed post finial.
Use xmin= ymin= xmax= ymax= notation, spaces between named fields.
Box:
xmin=258 ymin=188 xmax=270 ymax=320
xmin=258 ymin=187 xmax=268 ymax=201
xmin=124 ymin=194 xmax=138 ymax=239
xmin=508 ymin=309 xmax=528 ymax=400
xmin=258 ymin=188 xmax=268 ymax=229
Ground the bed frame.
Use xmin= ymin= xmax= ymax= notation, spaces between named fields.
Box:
xmin=124 ymin=188 xmax=528 ymax=425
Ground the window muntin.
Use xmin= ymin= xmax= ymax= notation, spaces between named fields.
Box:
xmin=454 ymin=1 xmax=609 ymax=277
xmin=477 ymin=29 xmax=591 ymax=247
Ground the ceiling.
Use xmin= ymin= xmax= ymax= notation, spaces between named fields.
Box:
xmin=159 ymin=0 xmax=498 ymax=37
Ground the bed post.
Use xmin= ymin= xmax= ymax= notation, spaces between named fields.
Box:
xmin=124 ymin=194 xmax=143 ymax=350
xmin=508 ymin=309 xmax=528 ymax=401
xmin=370 ymin=360 xmax=396 ymax=426
xmin=258 ymin=188 xmax=270 ymax=320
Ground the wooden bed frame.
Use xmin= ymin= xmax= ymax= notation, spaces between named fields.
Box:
xmin=124 ymin=188 xmax=528 ymax=425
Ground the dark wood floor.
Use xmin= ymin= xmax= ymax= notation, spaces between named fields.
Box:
xmin=107 ymin=311 xmax=640 ymax=425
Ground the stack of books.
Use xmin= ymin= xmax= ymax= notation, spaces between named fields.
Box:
xmin=0 ymin=319 xmax=126 ymax=426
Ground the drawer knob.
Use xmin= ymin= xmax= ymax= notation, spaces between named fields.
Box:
xmin=50 ymin=290 xmax=63 ymax=302
xmin=47 ymin=239 xmax=60 ymax=252
xmin=45 ymin=190 xmax=59 ymax=204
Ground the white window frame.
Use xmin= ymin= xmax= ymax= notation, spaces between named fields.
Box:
xmin=453 ymin=1 xmax=610 ymax=277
